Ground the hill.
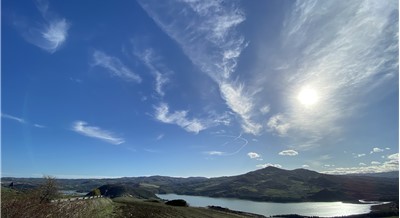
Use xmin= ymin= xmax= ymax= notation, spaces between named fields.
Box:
xmin=158 ymin=167 xmax=398 ymax=202
xmin=87 ymin=184 xmax=158 ymax=199
xmin=2 ymin=167 xmax=398 ymax=203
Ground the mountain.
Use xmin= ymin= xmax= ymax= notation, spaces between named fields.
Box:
xmin=158 ymin=167 xmax=399 ymax=202
xmin=2 ymin=167 xmax=398 ymax=203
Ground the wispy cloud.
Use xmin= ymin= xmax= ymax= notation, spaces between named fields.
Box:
xmin=203 ymin=133 xmax=249 ymax=157
xmin=138 ymin=0 xmax=262 ymax=135
xmin=353 ymin=153 xmax=366 ymax=158
xmin=267 ymin=114 xmax=291 ymax=136
xmin=33 ymin=124 xmax=46 ymax=128
xmin=204 ymin=151 xmax=225 ymax=156
xmin=72 ymin=121 xmax=125 ymax=145
xmin=154 ymin=103 xmax=206 ymax=134
xmin=371 ymin=161 xmax=381 ymax=165
xmin=220 ymin=82 xmax=262 ymax=135
xmin=156 ymin=134 xmax=164 ymax=141
xmin=265 ymin=0 xmax=398 ymax=147
xmin=259 ymin=105 xmax=270 ymax=115
xmin=302 ymin=164 xmax=310 ymax=168
xmin=1 ymin=113 xmax=26 ymax=124
xmin=256 ymin=163 xmax=282 ymax=169
xmin=154 ymin=103 xmax=231 ymax=134
xmin=279 ymin=150 xmax=299 ymax=156
xmin=2 ymin=113 xmax=45 ymax=128
xmin=13 ymin=0 xmax=70 ymax=53
xmin=92 ymin=50 xmax=142 ymax=83
xmin=133 ymin=47 xmax=171 ymax=96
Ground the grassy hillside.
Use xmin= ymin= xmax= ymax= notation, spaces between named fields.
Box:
xmin=112 ymin=196 xmax=263 ymax=218
xmin=87 ymin=184 xmax=159 ymax=199
xmin=162 ymin=167 xmax=399 ymax=202
xmin=1 ymin=185 xmax=115 ymax=218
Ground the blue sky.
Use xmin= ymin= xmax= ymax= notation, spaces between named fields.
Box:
xmin=2 ymin=0 xmax=399 ymax=178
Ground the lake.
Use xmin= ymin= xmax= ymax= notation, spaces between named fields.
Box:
xmin=157 ymin=194 xmax=378 ymax=217
xmin=59 ymin=190 xmax=87 ymax=196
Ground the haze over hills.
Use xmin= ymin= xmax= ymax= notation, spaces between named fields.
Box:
xmin=3 ymin=167 xmax=398 ymax=203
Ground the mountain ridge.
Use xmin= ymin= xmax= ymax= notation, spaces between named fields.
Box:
xmin=2 ymin=167 xmax=398 ymax=203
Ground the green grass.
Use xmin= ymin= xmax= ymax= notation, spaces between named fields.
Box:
xmin=111 ymin=196 xmax=259 ymax=218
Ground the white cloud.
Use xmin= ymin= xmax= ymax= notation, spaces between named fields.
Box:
xmin=34 ymin=124 xmax=46 ymax=128
xmin=385 ymin=147 xmax=391 ymax=150
xmin=354 ymin=153 xmax=366 ymax=158
xmin=1 ymin=113 xmax=26 ymax=124
xmin=279 ymin=150 xmax=299 ymax=156
xmin=359 ymin=163 xmax=366 ymax=166
xmin=204 ymin=151 xmax=225 ymax=156
xmin=324 ymin=154 xmax=399 ymax=174
xmin=370 ymin=147 xmax=384 ymax=154
xmin=156 ymin=134 xmax=164 ymax=141
xmin=259 ymin=105 xmax=270 ymax=115
xmin=2 ymin=113 xmax=45 ymax=128
xmin=267 ymin=114 xmax=291 ymax=136
xmin=40 ymin=19 xmax=69 ymax=53
xmin=371 ymin=161 xmax=381 ymax=165
xmin=247 ymin=152 xmax=262 ymax=160
xmin=302 ymin=164 xmax=310 ymax=168
xmin=134 ymin=48 xmax=171 ymax=96
xmin=14 ymin=0 xmax=70 ymax=53
xmin=154 ymin=103 xmax=207 ymax=134
xmin=247 ymin=152 xmax=260 ymax=159
xmin=388 ymin=153 xmax=399 ymax=160
xmin=92 ymin=50 xmax=142 ymax=83
xmin=138 ymin=0 xmax=262 ymax=135
xmin=269 ymin=0 xmax=398 ymax=146
xmin=72 ymin=121 xmax=125 ymax=145
xmin=256 ymin=163 xmax=282 ymax=169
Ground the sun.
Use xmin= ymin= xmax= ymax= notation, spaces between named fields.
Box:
xmin=297 ymin=86 xmax=318 ymax=106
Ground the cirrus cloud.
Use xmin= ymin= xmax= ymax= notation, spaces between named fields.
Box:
xmin=13 ymin=0 xmax=70 ymax=53
xmin=138 ymin=0 xmax=263 ymax=135
xmin=154 ymin=103 xmax=207 ymax=134
xmin=92 ymin=50 xmax=142 ymax=83
xmin=72 ymin=121 xmax=125 ymax=145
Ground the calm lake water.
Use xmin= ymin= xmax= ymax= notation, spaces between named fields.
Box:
xmin=59 ymin=190 xmax=87 ymax=196
xmin=157 ymin=194 xmax=377 ymax=217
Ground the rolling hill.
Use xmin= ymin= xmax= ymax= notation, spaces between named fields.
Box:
xmin=2 ymin=167 xmax=398 ymax=203
xmin=157 ymin=167 xmax=398 ymax=202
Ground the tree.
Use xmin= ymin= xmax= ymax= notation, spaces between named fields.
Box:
xmin=38 ymin=176 xmax=60 ymax=203
xmin=92 ymin=188 xmax=101 ymax=196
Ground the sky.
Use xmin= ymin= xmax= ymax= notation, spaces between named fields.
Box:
xmin=2 ymin=0 xmax=399 ymax=178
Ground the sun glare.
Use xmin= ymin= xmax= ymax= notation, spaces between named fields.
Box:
xmin=297 ymin=87 xmax=318 ymax=106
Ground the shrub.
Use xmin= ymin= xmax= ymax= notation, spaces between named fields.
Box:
xmin=92 ymin=188 xmax=101 ymax=196
xmin=165 ymin=199 xmax=189 ymax=207
xmin=1 ymin=176 xmax=89 ymax=217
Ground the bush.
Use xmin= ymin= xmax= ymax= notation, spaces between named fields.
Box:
xmin=92 ymin=188 xmax=101 ymax=196
xmin=1 ymin=176 xmax=90 ymax=218
xmin=165 ymin=199 xmax=189 ymax=207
